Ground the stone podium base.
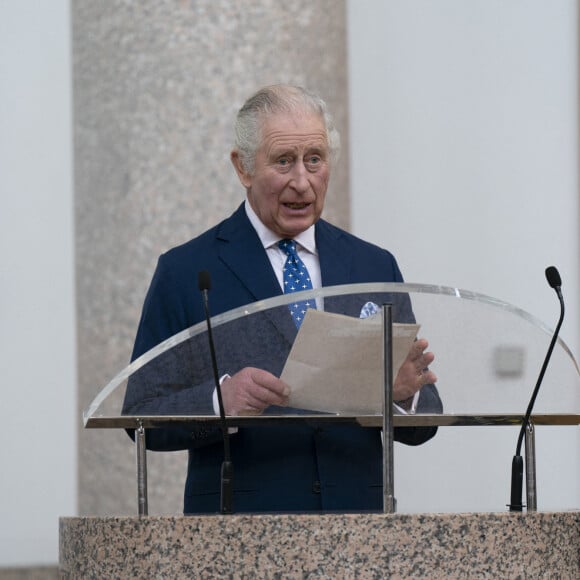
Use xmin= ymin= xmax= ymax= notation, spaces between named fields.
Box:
xmin=60 ymin=511 xmax=579 ymax=578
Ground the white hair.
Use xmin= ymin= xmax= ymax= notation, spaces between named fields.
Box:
xmin=233 ymin=84 xmax=341 ymax=174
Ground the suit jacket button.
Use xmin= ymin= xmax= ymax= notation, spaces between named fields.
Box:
xmin=312 ymin=481 xmax=321 ymax=494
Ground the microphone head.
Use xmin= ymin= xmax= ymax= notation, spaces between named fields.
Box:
xmin=545 ymin=266 xmax=561 ymax=289
xmin=198 ymin=270 xmax=212 ymax=291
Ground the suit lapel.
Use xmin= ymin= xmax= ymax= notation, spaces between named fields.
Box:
xmin=216 ymin=204 xmax=297 ymax=343
xmin=216 ymin=204 xmax=281 ymax=301
xmin=316 ymin=220 xmax=351 ymax=288
xmin=316 ymin=221 xmax=370 ymax=317
xmin=316 ymin=220 xmax=354 ymax=315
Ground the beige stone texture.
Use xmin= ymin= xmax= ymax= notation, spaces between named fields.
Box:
xmin=72 ymin=1 xmax=349 ymax=516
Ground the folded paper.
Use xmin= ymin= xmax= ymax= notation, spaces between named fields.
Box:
xmin=282 ymin=309 xmax=419 ymax=414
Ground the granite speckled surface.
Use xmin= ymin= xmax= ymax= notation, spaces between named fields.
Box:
xmin=60 ymin=512 xmax=579 ymax=578
xmin=72 ymin=0 xmax=349 ymax=517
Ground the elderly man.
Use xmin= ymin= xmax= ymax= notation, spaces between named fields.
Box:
xmin=126 ymin=84 xmax=442 ymax=513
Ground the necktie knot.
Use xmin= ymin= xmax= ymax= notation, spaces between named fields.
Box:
xmin=278 ymin=238 xmax=298 ymax=257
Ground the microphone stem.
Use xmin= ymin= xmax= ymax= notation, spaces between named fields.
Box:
xmin=202 ymin=290 xmax=231 ymax=462
xmin=509 ymin=287 xmax=564 ymax=512
xmin=201 ymin=288 xmax=234 ymax=514
xmin=515 ymin=295 xmax=564 ymax=456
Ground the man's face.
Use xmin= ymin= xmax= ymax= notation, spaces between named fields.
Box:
xmin=232 ymin=112 xmax=330 ymax=239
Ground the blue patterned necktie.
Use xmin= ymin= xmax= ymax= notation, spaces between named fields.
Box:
xmin=278 ymin=239 xmax=316 ymax=328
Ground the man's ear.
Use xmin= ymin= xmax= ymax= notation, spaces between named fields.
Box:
xmin=230 ymin=150 xmax=252 ymax=189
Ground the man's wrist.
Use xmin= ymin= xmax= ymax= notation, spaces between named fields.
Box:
xmin=394 ymin=395 xmax=414 ymax=412
xmin=394 ymin=391 xmax=420 ymax=414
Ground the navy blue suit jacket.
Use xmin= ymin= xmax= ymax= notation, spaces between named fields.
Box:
xmin=126 ymin=203 xmax=442 ymax=513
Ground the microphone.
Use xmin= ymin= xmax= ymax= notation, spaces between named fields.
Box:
xmin=508 ymin=266 xmax=565 ymax=511
xmin=545 ymin=265 xmax=563 ymax=298
xmin=198 ymin=270 xmax=234 ymax=514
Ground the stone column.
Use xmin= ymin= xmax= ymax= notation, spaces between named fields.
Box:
xmin=72 ymin=0 xmax=349 ymax=515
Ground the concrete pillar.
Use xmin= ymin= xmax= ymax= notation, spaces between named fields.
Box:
xmin=72 ymin=1 xmax=349 ymax=515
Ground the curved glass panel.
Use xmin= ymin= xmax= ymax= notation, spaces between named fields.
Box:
xmin=84 ymin=283 xmax=580 ymax=427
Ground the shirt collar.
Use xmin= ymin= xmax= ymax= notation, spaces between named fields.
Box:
xmin=244 ymin=199 xmax=317 ymax=255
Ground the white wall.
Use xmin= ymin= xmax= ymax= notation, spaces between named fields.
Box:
xmin=0 ymin=0 xmax=76 ymax=567
xmin=348 ymin=0 xmax=579 ymax=512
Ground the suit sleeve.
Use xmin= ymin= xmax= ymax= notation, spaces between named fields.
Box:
xmin=124 ymin=255 xmax=222 ymax=450
xmin=131 ymin=255 xmax=195 ymax=361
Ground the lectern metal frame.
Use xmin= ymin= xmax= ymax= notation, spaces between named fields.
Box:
xmin=382 ymin=303 xmax=396 ymax=514
xmin=89 ymin=413 xmax=579 ymax=517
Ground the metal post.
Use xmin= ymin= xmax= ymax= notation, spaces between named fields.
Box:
xmin=382 ymin=303 xmax=396 ymax=513
xmin=524 ymin=420 xmax=537 ymax=511
xmin=136 ymin=421 xmax=148 ymax=516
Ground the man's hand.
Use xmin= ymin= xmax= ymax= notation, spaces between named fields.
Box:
xmin=393 ymin=338 xmax=437 ymax=403
xmin=221 ymin=367 xmax=290 ymax=416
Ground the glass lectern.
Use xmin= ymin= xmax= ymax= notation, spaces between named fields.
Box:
xmin=83 ymin=283 xmax=580 ymax=514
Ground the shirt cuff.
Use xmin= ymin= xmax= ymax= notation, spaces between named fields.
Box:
xmin=394 ymin=390 xmax=420 ymax=415
xmin=212 ymin=374 xmax=238 ymax=434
